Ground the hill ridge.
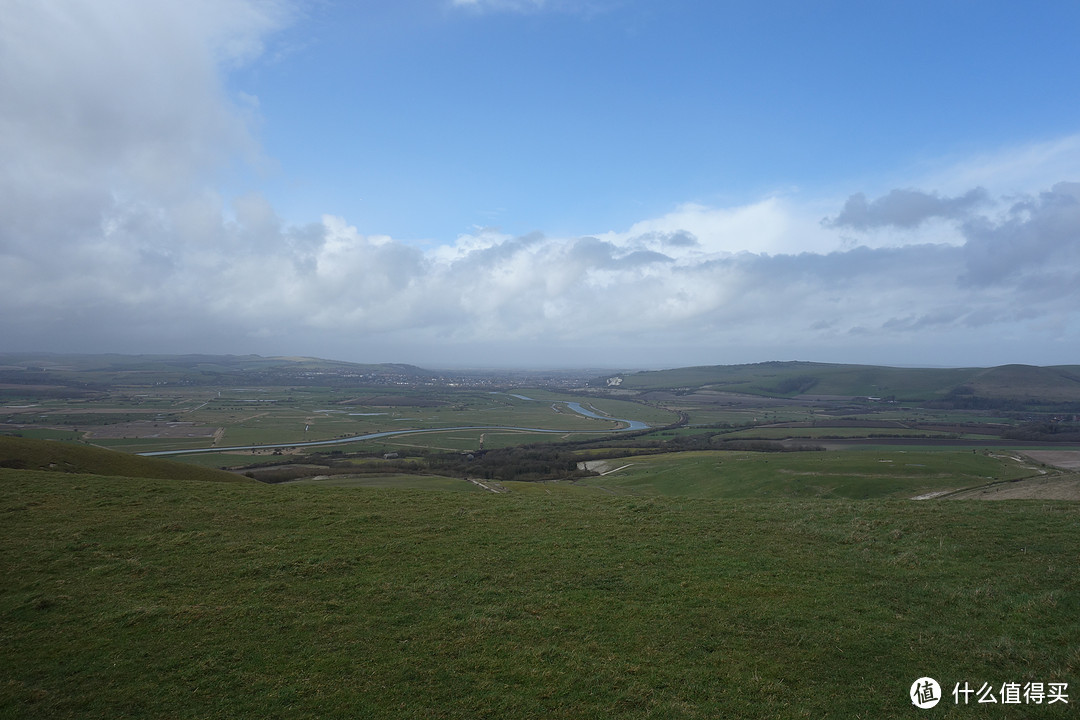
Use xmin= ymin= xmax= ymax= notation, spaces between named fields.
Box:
xmin=0 ymin=436 xmax=249 ymax=483
xmin=603 ymin=361 xmax=1080 ymax=402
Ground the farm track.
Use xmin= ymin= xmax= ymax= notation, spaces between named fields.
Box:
xmin=467 ymin=478 xmax=506 ymax=493
xmin=936 ymin=471 xmax=1080 ymax=500
xmin=915 ymin=450 xmax=1080 ymax=500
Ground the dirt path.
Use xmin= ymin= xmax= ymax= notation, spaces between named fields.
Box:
xmin=467 ymin=478 xmax=506 ymax=493
xmin=578 ymin=459 xmax=634 ymax=476
xmin=909 ymin=451 xmax=1080 ymax=500
xmin=943 ymin=473 xmax=1080 ymax=500
xmin=1021 ymin=450 xmax=1080 ymax=470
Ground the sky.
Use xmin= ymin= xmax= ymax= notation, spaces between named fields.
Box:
xmin=2 ymin=0 xmax=1079 ymax=370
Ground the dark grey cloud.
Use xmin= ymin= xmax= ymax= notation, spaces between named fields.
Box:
xmin=882 ymin=309 xmax=966 ymax=331
xmin=961 ymin=181 xmax=1080 ymax=285
xmin=824 ymin=187 xmax=990 ymax=230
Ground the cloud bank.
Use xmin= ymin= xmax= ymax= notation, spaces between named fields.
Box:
xmin=824 ymin=188 xmax=990 ymax=230
xmin=1 ymin=0 xmax=1078 ymax=368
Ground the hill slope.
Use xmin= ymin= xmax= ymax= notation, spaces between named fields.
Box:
xmin=0 ymin=436 xmax=248 ymax=483
xmin=0 ymin=352 xmax=434 ymax=391
xmin=608 ymin=361 xmax=1080 ymax=402
xmin=1 ymin=473 xmax=1076 ymax=718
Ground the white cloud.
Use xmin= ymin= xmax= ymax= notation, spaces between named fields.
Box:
xmin=594 ymin=197 xmax=843 ymax=257
xmin=4 ymin=177 xmax=1079 ymax=366
xmin=2 ymin=1 xmax=1079 ymax=368
xmin=0 ymin=0 xmax=290 ymax=198
xmin=925 ymin=133 xmax=1080 ymax=198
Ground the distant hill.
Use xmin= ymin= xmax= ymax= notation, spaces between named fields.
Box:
xmin=0 ymin=352 xmax=434 ymax=391
xmin=0 ymin=436 xmax=249 ymax=483
xmin=600 ymin=361 xmax=1080 ymax=404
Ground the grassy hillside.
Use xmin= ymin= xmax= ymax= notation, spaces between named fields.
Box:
xmin=575 ymin=449 xmax=1038 ymax=499
xmin=967 ymin=364 xmax=1080 ymax=400
xmin=2 ymin=470 xmax=1076 ymax=718
xmin=0 ymin=352 xmax=433 ymax=390
xmin=612 ymin=361 xmax=1080 ymax=402
xmin=612 ymin=361 xmax=970 ymax=397
xmin=0 ymin=436 xmax=248 ymax=483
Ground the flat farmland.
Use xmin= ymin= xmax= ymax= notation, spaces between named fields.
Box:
xmin=7 ymin=387 xmax=680 ymax=456
xmin=717 ymin=426 xmax=962 ymax=440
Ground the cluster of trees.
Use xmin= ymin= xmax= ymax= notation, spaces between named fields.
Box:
xmin=238 ymin=413 xmax=826 ymax=485
xmin=429 ymin=447 xmax=591 ymax=483
xmin=241 ymin=455 xmax=428 ymax=483
xmin=922 ymin=395 xmax=1028 ymax=411
xmin=922 ymin=390 xmax=1080 ymax=413
xmin=1002 ymin=421 xmax=1080 ymax=443
xmin=561 ymin=427 xmax=822 ymax=457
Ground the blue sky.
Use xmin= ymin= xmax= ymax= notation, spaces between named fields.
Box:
xmin=2 ymin=0 xmax=1080 ymax=368
xmin=239 ymin=1 xmax=1078 ymax=239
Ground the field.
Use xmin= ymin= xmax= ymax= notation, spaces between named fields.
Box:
xmin=2 ymin=384 xmax=675 ymax=456
xmin=3 ymin=354 xmax=1080 ymax=717
xmin=575 ymin=449 xmax=1042 ymax=499
xmin=614 ymin=361 xmax=1080 ymax=402
xmin=2 ymin=470 xmax=1078 ymax=719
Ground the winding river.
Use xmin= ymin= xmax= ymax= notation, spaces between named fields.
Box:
xmin=138 ymin=401 xmax=649 ymax=457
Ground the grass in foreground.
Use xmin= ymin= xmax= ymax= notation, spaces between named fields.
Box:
xmin=283 ymin=473 xmax=483 ymax=491
xmin=2 ymin=469 xmax=1077 ymax=719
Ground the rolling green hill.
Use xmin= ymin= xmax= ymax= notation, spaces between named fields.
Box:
xmin=1 ymin=471 xmax=1076 ymax=718
xmin=608 ymin=361 xmax=1080 ymax=402
xmin=966 ymin=364 xmax=1080 ymax=399
xmin=0 ymin=352 xmax=433 ymax=390
xmin=0 ymin=436 xmax=248 ymax=483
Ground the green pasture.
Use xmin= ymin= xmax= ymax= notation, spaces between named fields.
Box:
xmin=717 ymin=426 xmax=960 ymax=440
xmin=620 ymin=363 xmax=976 ymax=399
xmin=0 ymin=436 xmax=245 ymax=485
xmin=575 ymin=449 xmax=1039 ymax=499
xmin=283 ymin=474 xmax=481 ymax=491
xmin=0 ymin=427 xmax=84 ymax=442
xmin=72 ymin=388 xmax=671 ymax=456
xmin=161 ymin=451 xmax=300 ymax=469
xmin=90 ymin=437 xmax=219 ymax=454
xmin=2 ymin=470 xmax=1075 ymax=719
xmin=501 ymin=480 xmax=612 ymax=495
xmin=664 ymin=406 xmax=817 ymax=427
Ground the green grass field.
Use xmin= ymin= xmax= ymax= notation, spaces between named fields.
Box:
xmin=23 ymin=387 xmax=681 ymax=456
xmin=282 ymin=473 xmax=484 ymax=491
xmin=576 ymin=450 xmax=1040 ymax=499
xmin=0 ymin=436 xmax=246 ymax=484
xmin=716 ymin=427 xmax=959 ymax=440
xmin=2 ymin=470 xmax=1076 ymax=718
xmin=5 ymin=356 xmax=1080 ymax=717
xmin=617 ymin=361 xmax=1080 ymax=402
